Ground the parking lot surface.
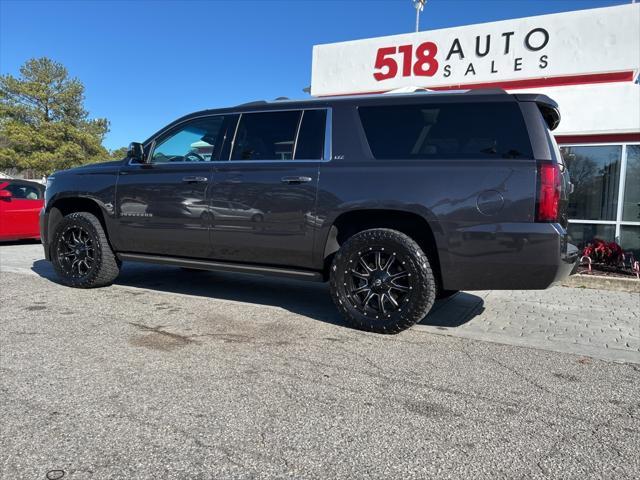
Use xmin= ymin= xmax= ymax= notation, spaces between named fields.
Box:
xmin=1 ymin=242 xmax=639 ymax=479
xmin=3 ymin=243 xmax=638 ymax=364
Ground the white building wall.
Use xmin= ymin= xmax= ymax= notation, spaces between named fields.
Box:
xmin=311 ymin=4 xmax=640 ymax=97
xmin=507 ymin=83 xmax=640 ymax=136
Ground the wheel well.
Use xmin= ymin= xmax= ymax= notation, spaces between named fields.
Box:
xmin=49 ymin=197 xmax=109 ymax=240
xmin=323 ymin=209 xmax=442 ymax=286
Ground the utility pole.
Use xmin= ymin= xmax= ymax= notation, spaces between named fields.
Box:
xmin=413 ymin=0 xmax=426 ymax=32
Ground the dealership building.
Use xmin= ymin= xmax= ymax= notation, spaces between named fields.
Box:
xmin=311 ymin=3 xmax=640 ymax=255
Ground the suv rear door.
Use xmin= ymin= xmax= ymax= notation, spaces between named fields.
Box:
xmin=209 ymin=108 xmax=328 ymax=268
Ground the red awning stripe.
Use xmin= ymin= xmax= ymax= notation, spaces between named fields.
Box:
xmin=428 ymin=71 xmax=636 ymax=91
xmin=317 ymin=71 xmax=636 ymax=97
xmin=555 ymin=133 xmax=640 ymax=144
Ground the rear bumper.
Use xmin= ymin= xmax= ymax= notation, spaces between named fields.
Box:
xmin=441 ymin=222 xmax=579 ymax=291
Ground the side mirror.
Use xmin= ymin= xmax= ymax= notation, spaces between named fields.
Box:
xmin=127 ymin=142 xmax=146 ymax=163
xmin=0 ymin=189 xmax=12 ymax=200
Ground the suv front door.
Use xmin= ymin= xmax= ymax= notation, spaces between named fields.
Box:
xmin=210 ymin=109 xmax=329 ymax=269
xmin=115 ymin=115 xmax=234 ymax=257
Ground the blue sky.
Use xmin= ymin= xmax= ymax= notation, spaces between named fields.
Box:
xmin=0 ymin=0 xmax=628 ymax=150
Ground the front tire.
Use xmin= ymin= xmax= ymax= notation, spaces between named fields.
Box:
xmin=329 ymin=228 xmax=436 ymax=334
xmin=51 ymin=212 xmax=120 ymax=288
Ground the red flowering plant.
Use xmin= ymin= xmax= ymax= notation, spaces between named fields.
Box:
xmin=581 ymin=238 xmax=624 ymax=266
xmin=580 ymin=238 xmax=639 ymax=278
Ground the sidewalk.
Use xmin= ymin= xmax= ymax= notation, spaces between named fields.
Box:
xmin=417 ymin=287 xmax=639 ymax=364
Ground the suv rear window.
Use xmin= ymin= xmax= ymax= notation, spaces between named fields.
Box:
xmin=231 ymin=110 xmax=326 ymax=161
xmin=295 ymin=109 xmax=326 ymax=160
xmin=359 ymin=102 xmax=533 ymax=160
xmin=232 ymin=111 xmax=300 ymax=161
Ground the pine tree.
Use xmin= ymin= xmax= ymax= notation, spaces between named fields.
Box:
xmin=0 ymin=57 xmax=110 ymax=175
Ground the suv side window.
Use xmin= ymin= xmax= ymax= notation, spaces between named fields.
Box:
xmin=359 ymin=102 xmax=533 ymax=160
xmin=151 ymin=116 xmax=225 ymax=163
xmin=231 ymin=111 xmax=300 ymax=161
xmin=294 ymin=109 xmax=326 ymax=160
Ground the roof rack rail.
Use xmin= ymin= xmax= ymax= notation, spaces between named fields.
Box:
xmin=384 ymin=86 xmax=435 ymax=94
xmin=237 ymin=100 xmax=268 ymax=107
xmin=274 ymin=96 xmax=290 ymax=101
xmin=464 ymin=88 xmax=508 ymax=95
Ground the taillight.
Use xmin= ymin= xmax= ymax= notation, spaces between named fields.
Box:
xmin=535 ymin=161 xmax=561 ymax=222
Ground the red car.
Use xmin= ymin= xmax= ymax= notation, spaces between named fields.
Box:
xmin=0 ymin=179 xmax=45 ymax=241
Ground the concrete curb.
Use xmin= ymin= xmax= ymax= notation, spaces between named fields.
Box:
xmin=561 ymin=273 xmax=640 ymax=293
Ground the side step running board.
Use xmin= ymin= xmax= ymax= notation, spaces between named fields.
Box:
xmin=117 ymin=253 xmax=324 ymax=282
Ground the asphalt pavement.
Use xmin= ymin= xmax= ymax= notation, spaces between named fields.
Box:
xmin=1 ymin=242 xmax=639 ymax=479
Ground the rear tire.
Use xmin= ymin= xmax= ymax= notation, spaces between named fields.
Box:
xmin=51 ymin=212 xmax=120 ymax=288
xmin=329 ymin=228 xmax=436 ymax=334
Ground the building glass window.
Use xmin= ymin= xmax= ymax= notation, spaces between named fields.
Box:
xmin=561 ymin=143 xmax=640 ymax=254
xmin=561 ymin=145 xmax=622 ymax=221
xmin=567 ymin=223 xmax=616 ymax=248
xmin=622 ymin=145 xmax=640 ymax=222
xmin=620 ymin=226 xmax=640 ymax=258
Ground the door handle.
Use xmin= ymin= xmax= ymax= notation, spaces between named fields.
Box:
xmin=182 ymin=176 xmax=208 ymax=183
xmin=281 ymin=176 xmax=312 ymax=184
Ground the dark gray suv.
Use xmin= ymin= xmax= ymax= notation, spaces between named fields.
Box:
xmin=40 ymin=89 xmax=577 ymax=333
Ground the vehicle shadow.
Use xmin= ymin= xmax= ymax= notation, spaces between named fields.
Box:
xmin=418 ymin=292 xmax=485 ymax=328
xmin=31 ymin=259 xmax=485 ymax=330
xmin=0 ymin=239 xmax=41 ymax=246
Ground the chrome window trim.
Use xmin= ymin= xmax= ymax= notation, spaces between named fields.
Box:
xmin=227 ymin=113 xmax=242 ymax=161
xmin=323 ymin=108 xmax=332 ymax=162
xmin=292 ymin=110 xmax=304 ymax=160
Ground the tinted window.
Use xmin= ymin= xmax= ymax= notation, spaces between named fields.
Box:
xmin=231 ymin=111 xmax=300 ymax=161
xmin=358 ymin=102 xmax=533 ymax=160
xmin=294 ymin=109 xmax=326 ymax=160
xmin=6 ymin=182 xmax=42 ymax=200
xmin=622 ymin=145 xmax=640 ymax=222
xmin=152 ymin=116 xmax=224 ymax=163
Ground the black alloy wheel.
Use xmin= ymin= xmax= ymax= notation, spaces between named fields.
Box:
xmin=346 ymin=248 xmax=411 ymax=318
xmin=51 ymin=212 xmax=121 ymax=288
xmin=330 ymin=228 xmax=436 ymax=333
xmin=56 ymin=225 xmax=96 ymax=278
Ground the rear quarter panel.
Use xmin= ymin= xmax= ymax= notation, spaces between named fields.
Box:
xmin=315 ymin=100 xmax=557 ymax=290
xmin=315 ymin=159 xmax=538 ymax=286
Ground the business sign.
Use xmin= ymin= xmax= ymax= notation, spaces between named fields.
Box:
xmin=311 ymin=4 xmax=640 ymax=96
